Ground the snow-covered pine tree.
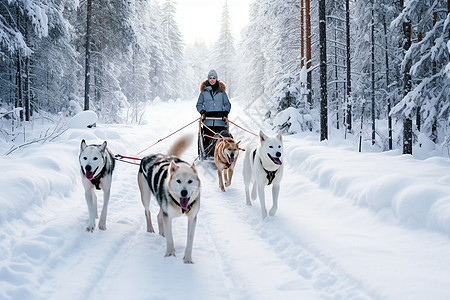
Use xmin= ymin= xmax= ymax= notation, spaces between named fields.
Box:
xmin=211 ymin=1 xmax=236 ymax=97
xmin=160 ymin=0 xmax=185 ymax=101
xmin=391 ymin=0 xmax=450 ymax=146
xmin=235 ymin=1 xmax=268 ymax=123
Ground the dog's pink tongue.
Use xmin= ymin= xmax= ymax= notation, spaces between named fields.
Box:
xmin=273 ymin=158 xmax=282 ymax=165
xmin=85 ymin=171 xmax=94 ymax=180
xmin=229 ymin=156 xmax=235 ymax=163
xmin=180 ymin=197 xmax=189 ymax=210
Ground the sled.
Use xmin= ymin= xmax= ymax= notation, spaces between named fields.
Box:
xmin=198 ymin=111 xmax=229 ymax=162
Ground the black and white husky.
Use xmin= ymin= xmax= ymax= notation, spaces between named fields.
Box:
xmin=243 ymin=131 xmax=284 ymax=219
xmin=137 ymin=136 xmax=201 ymax=264
xmin=79 ymin=139 xmax=115 ymax=232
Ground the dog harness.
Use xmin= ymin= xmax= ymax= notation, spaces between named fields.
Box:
xmin=253 ymin=150 xmax=277 ymax=185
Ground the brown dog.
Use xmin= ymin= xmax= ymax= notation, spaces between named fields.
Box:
xmin=214 ymin=136 xmax=240 ymax=192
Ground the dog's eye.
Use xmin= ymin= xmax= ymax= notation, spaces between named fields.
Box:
xmin=83 ymin=157 xmax=87 ymax=160
xmin=188 ymin=180 xmax=192 ymax=184
xmin=269 ymin=146 xmax=273 ymax=148
xmin=176 ymin=179 xmax=181 ymax=184
xmin=278 ymin=145 xmax=281 ymax=148
xmin=93 ymin=157 xmax=98 ymax=160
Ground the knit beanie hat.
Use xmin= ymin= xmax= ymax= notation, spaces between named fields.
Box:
xmin=207 ymin=69 xmax=218 ymax=80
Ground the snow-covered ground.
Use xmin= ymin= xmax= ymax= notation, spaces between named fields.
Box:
xmin=1 ymin=99 xmax=450 ymax=300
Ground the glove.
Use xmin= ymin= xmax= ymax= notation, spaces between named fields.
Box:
xmin=200 ymin=110 xmax=206 ymax=115
xmin=222 ymin=111 xmax=229 ymax=121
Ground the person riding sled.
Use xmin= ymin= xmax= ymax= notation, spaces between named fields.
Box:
xmin=196 ymin=69 xmax=231 ymax=158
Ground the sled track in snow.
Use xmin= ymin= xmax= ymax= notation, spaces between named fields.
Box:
xmin=204 ymin=179 xmax=380 ymax=300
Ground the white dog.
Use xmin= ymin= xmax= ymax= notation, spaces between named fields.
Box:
xmin=79 ymin=140 xmax=115 ymax=232
xmin=243 ymin=131 xmax=284 ymax=219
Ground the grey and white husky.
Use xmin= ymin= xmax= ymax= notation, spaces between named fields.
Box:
xmin=79 ymin=139 xmax=115 ymax=232
xmin=137 ymin=136 xmax=201 ymax=264
xmin=243 ymin=131 xmax=284 ymax=219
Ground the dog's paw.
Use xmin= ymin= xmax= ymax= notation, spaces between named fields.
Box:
xmin=165 ymin=251 xmax=176 ymax=257
xmin=183 ymin=256 xmax=194 ymax=264
xmin=225 ymin=181 xmax=231 ymax=187
xmin=261 ymin=210 xmax=268 ymax=220
xmin=86 ymin=225 xmax=95 ymax=232
xmin=269 ymin=207 xmax=277 ymax=216
xmin=98 ymin=224 xmax=107 ymax=230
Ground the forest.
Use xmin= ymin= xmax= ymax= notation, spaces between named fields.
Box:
xmin=1 ymin=0 xmax=449 ymax=155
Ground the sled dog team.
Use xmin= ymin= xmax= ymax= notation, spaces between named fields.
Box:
xmin=79 ymin=130 xmax=284 ymax=263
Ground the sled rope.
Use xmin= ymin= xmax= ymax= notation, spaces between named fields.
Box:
xmin=203 ymin=134 xmax=220 ymax=140
xmin=200 ymin=122 xmax=226 ymax=139
xmin=114 ymin=154 xmax=141 ymax=165
xmin=228 ymin=120 xmax=258 ymax=137
xmin=135 ymin=117 xmax=200 ymax=156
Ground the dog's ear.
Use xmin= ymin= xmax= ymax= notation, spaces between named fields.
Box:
xmin=81 ymin=139 xmax=87 ymax=152
xmin=276 ymin=132 xmax=283 ymax=141
xmin=190 ymin=163 xmax=198 ymax=173
xmin=169 ymin=161 xmax=179 ymax=174
xmin=100 ymin=141 xmax=107 ymax=152
xmin=259 ymin=130 xmax=268 ymax=143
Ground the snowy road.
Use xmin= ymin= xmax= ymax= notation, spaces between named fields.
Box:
xmin=2 ymin=99 xmax=450 ymax=299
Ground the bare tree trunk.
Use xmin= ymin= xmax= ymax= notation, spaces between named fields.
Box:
xmin=334 ymin=15 xmax=339 ymax=130
xmin=305 ymin=0 xmax=312 ymax=108
xmin=24 ymin=22 xmax=30 ymax=121
xmin=345 ymin=0 xmax=352 ymax=132
xmin=15 ymin=6 xmax=23 ymax=122
xmin=24 ymin=55 xmax=30 ymax=121
xmin=416 ymin=31 xmax=422 ymax=133
xmin=371 ymin=1 xmax=375 ymax=145
xmin=319 ymin=0 xmax=327 ymax=141
xmin=402 ymin=9 xmax=413 ymax=155
xmin=431 ymin=11 xmax=438 ymax=143
xmin=16 ymin=52 xmax=23 ymax=121
xmin=301 ymin=0 xmax=305 ymax=68
xmin=384 ymin=16 xmax=392 ymax=150
xmin=84 ymin=0 xmax=92 ymax=111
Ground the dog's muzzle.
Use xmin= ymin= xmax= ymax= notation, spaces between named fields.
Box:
xmin=268 ymin=153 xmax=282 ymax=165
xmin=84 ymin=165 xmax=97 ymax=180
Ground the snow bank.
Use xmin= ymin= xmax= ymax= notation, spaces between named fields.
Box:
xmin=68 ymin=110 xmax=98 ymax=129
xmin=285 ymin=137 xmax=450 ymax=235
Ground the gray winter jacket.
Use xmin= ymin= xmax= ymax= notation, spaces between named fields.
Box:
xmin=196 ymin=80 xmax=231 ymax=127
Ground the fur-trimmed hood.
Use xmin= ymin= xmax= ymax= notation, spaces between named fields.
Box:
xmin=199 ymin=80 xmax=227 ymax=93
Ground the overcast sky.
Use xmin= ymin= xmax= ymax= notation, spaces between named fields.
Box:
xmin=174 ymin=0 xmax=252 ymax=46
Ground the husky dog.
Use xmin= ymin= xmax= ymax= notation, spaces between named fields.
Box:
xmin=243 ymin=131 xmax=283 ymax=219
xmin=214 ymin=133 xmax=240 ymax=192
xmin=79 ymin=139 xmax=115 ymax=232
xmin=137 ymin=136 xmax=201 ymax=264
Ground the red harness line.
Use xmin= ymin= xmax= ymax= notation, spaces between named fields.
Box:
xmin=135 ymin=117 xmax=201 ymax=156
xmin=116 ymin=117 xmax=255 ymax=163
xmin=116 ymin=154 xmax=142 ymax=161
